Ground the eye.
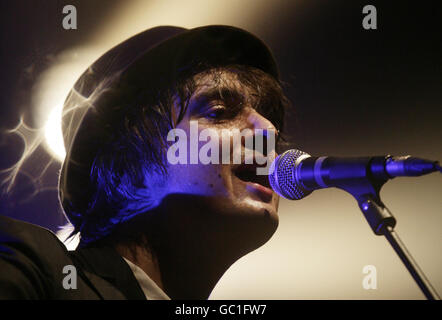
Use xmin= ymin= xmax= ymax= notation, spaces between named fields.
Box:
xmin=204 ymin=105 xmax=227 ymax=119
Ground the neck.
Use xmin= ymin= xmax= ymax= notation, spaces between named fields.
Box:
xmin=116 ymin=231 xmax=245 ymax=299
xmin=113 ymin=194 xmax=276 ymax=299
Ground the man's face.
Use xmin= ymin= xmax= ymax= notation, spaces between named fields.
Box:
xmin=160 ymin=69 xmax=280 ymax=232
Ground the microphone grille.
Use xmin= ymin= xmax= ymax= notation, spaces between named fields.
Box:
xmin=269 ymin=149 xmax=311 ymax=200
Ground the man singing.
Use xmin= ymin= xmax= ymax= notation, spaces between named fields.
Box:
xmin=0 ymin=25 xmax=289 ymax=299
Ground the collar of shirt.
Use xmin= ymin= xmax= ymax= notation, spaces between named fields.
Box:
xmin=123 ymin=257 xmax=170 ymax=300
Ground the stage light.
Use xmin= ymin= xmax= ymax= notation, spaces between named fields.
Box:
xmin=44 ymin=104 xmax=65 ymax=161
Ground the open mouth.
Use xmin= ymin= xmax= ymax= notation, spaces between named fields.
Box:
xmin=233 ymin=163 xmax=272 ymax=191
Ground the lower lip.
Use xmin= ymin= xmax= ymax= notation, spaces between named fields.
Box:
xmin=245 ymin=182 xmax=274 ymax=202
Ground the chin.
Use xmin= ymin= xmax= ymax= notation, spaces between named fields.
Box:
xmin=248 ymin=201 xmax=279 ymax=240
xmin=243 ymin=196 xmax=279 ymax=217
xmin=215 ymin=197 xmax=279 ymax=254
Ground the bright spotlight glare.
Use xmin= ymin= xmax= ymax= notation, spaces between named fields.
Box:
xmin=44 ymin=104 xmax=65 ymax=161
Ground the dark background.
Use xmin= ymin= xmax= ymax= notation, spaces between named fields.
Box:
xmin=0 ymin=0 xmax=440 ymax=299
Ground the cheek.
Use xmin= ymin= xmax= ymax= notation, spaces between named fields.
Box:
xmin=166 ymin=163 xmax=231 ymax=196
xmin=176 ymin=118 xmax=247 ymax=164
xmin=169 ymin=121 xmax=239 ymax=195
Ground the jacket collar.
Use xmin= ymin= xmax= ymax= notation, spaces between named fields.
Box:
xmin=70 ymin=245 xmax=146 ymax=300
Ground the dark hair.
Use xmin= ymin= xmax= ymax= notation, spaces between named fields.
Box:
xmin=70 ymin=64 xmax=289 ymax=247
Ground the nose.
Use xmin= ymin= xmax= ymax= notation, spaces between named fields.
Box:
xmin=246 ymin=109 xmax=278 ymax=157
xmin=247 ymin=108 xmax=278 ymax=138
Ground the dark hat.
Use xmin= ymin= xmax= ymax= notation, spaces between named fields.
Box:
xmin=59 ymin=25 xmax=279 ymax=226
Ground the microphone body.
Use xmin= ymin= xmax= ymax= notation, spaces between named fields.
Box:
xmin=269 ymin=149 xmax=440 ymax=200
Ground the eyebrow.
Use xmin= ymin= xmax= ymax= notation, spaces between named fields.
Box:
xmin=186 ymin=83 xmax=282 ymax=126
xmin=190 ymin=86 xmax=245 ymax=111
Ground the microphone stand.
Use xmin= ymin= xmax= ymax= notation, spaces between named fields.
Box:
xmin=277 ymin=152 xmax=441 ymax=299
xmin=358 ymin=195 xmax=440 ymax=300
xmin=327 ymin=155 xmax=440 ymax=299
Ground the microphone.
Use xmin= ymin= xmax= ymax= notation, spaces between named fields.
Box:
xmin=269 ymin=149 xmax=441 ymax=200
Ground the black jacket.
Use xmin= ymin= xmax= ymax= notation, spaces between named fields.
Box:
xmin=0 ymin=215 xmax=146 ymax=299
